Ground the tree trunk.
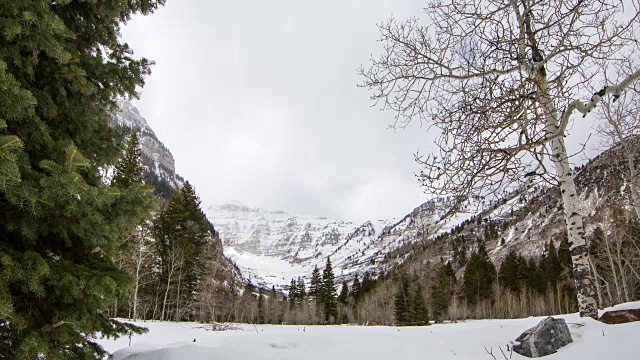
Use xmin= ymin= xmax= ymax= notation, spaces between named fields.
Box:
xmin=624 ymin=147 xmax=640 ymax=220
xmin=588 ymin=256 xmax=603 ymax=306
xmin=132 ymin=245 xmax=143 ymax=320
xmin=602 ymin=230 xmax=622 ymax=303
xmin=539 ymin=73 xmax=599 ymax=318
xmin=161 ymin=264 xmax=174 ymax=321
xmin=174 ymin=265 xmax=183 ymax=322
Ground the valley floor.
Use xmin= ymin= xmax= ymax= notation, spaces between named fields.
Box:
xmin=99 ymin=302 xmax=640 ymax=360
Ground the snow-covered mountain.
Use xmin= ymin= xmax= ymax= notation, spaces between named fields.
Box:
xmin=206 ymin=197 xmax=489 ymax=290
xmin=208 ymin=136 xmax=640 ymax=291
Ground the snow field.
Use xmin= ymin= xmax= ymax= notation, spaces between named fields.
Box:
xmin=99 ymin=302 xmax=640 ymax=360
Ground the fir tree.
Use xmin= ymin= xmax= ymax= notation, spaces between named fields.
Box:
xmin=540 ymin=241 xmax=562 ymax=287
xmin=309 ymin=265 xmax=321 ymax=304
xmin=351 ymin=273 xmax=362 ymax=302
xmin=257 ymin=288 xmax=265 ymax=324
xmin=431 ymin=262 xmax=454 ymax=322
xmin=499 ymin=250 xmax=522 ymax=292
xmin=322 ymin=257 xmax=338 ymax=323
xmin=112 ymin=131 xmax=145 ymax=188
xmin=0 ymin=1 xmax=164 ymax=357
xmin=526 ymin=258 xmax=545 ymax=294
xmin=394 ymin=272 xmax=412 ymax=326
xmin=411 ymin=284 xmax=430 ymax=326
xmin=289 ymin=278 xmax=299 ymax=309
xmin=558 ymin=232 xmax=572 ymax=271
xmin=154 ymin=182 xmax=211 ymax=321
xmin=338 ymin=281 xmax=349 ymax=304
xmin=296 ymin=276 xmax=306 ymax=302
xmin=463 ymin=242 xmax=497 ymax=305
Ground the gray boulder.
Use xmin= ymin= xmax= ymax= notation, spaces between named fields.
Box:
xmin=513 ymin=317 xmax=573 ymax=358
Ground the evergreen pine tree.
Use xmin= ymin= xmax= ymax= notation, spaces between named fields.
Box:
xmin=289 ymin=278 xmax=298 ymax=309
xmin=394 ymin=271 xmax=412 ymax=326
xmin=540 ymin=241 xmax=562 ymax=287
xmin=558 ymin=232 xmax=572 ymax=271
xmin=499 ymin=250 xmax=521 ymax=292
xmin=361 ymin=271 xmax=374 ymax=293
xmin=154 ymin=182 xmax=211 ymax=321
xmin=257 ymin=288 xmax=265 ymax=324
xmin=112 ymin=131 xmax=145 ymax=188
xmin=309 ymin=266 xmax=321 ymax=304
xmin=0 ymin=1 xmax=164 ymax=357
xmin=431 ymin=262 xmax=454 ymax=322
xmin=338 ymin=281 xmax=349 ymax=304
xmin=269 ymin=286 xmax=277 ymax=322
xmin=351 ymin=273 xmax=362 ymax=302
xmin=322 ymin=257 xmax=338 ymax=323
xmin=411 ymin=284 xmax=430 ymax=326
xmin=296 ymin=276 xmax=306 ymax=302
xmin=462 ymin=242 xmax=497 ymax=305
xmin=526 ymin=257 xmax=545 ymax=294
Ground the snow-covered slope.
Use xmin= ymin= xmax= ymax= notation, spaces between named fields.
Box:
xmin=207 ymin=197 xmax=480 ymax=290
xmin=101 ymin=301 xmax=640 ymax=360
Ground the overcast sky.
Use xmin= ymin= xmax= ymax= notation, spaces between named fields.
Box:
xmin=120 ymin=0 xmax=436 ymax=222
xmin=120 ymin=0 xmax=604 ymax=223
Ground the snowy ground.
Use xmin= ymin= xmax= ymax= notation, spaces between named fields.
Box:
xmin=99 ymin=302 xmax=640 ymax=360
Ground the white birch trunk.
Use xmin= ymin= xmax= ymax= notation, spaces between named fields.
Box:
xmin=132 ymin=244 xmax=143 ymax=320
xmin=623 ymin=145 xmax=640 ymax=220
xmin=539 ymin=73 xmax=599 ymax=318
xmin=161 ymin=263 xmax=174 ymax=321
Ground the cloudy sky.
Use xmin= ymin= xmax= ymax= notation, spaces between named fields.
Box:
xmin=120 ymin=0 xmax=605 ymax=223
xmin=120 ymin=0 xmax=436 ymax=222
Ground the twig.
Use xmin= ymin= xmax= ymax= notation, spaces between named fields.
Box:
xmin=499 ymin=346 xmax=509 ymax=360
xmin=254 ymin=324 xmax=259 ymax=334
xmin=485 ymin=346 xmax=497 ymax=360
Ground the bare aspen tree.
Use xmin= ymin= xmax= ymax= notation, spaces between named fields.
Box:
xmin=360 ymin=0 xmax=640 ymax=318
xmin=129 ymin=223 xmax=155 ymax=321
xmin=160 ymin=241 xmax=184 ymax=321
xmin=596 ymin=77 xmax=640 ymax=219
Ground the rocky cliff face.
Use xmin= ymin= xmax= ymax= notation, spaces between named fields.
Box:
xmin=112 ymin=99 xmax=183 ymax=197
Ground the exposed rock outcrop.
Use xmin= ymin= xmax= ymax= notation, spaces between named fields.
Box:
xmin=513 ymin=317 xmax=573 ymax=358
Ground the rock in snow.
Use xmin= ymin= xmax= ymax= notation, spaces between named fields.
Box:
xmin=513 ymin=317 xmax=573 ymax=358
xmin=599 ymin=309 xmax=640 ymax=324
